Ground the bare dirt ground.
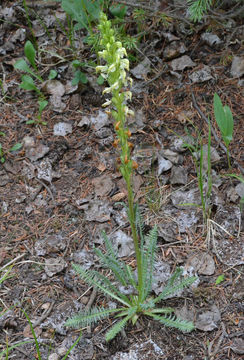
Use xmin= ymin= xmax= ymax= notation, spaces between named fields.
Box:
xmin=0 ymin=1 xmax=244 ymax=359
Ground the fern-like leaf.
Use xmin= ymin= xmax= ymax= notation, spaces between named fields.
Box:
xmin=141 ymin=225 xmax=157 ymax=299
xmin=94 ymin=247 xmax=128 ymax=286
xmin=99 ymin=232 xmax=135 ymax=287
xmin=72 ymin=263 xmax=130 ymax=306
xmin=105 ymin=307 xmax=137 ymax=341
xmin=65 ymin=306 xmax=122 ymax=328
xmin=148 ymin=313 xmax=194 ymax=332
xmin=153 ymin=270 xmax=197 ymax=304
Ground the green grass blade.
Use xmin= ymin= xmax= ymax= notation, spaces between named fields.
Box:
xmin=21 ymin=309 xmax=41 ymax=360
xmin=0 ymin=340 xmax=35 ymax=358
xmin=62 ymin=331 xmax=82 ymax=360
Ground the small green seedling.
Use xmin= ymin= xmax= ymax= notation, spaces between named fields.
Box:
xmin=71 ymin=60 xmax=88 ymax=85
xmin=215 ymin=274 xmax=225 ymax=285
xmin=180 ymin=120 xmax=212 ymax=222
xmin=26 ymin=100 xmax=48 ymax=126
xmin=14 ymin=41 xmax=43 ymax=85
xmin=0 ymin=139 xmax=22 ymax=164
xmin=214 ymin=93 xmax=234 ymax=169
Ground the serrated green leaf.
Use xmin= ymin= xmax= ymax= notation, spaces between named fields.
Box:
xmin=0 ymin=132 xmax=5 ymax=136
xmin=24 ymin=41 xmax=36 ymax=69
xmin=9 ymin=143 xmax=22 ymax=152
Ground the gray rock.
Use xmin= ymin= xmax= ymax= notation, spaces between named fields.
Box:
xmin=160 ymin=149 xmax=181 ymax=164
xmin=163 ymin=41 xmax=186 ymax=60
xmin=186 ymin=252 xmax=215 ymax=275
xmin=170 ymin=165 xmax=188 ymax=185
xmin=110 ymin=230 xmax=134 ymax=257
xmin=201 ymin=33 xmax=222 ymax=47
xmin=195 ymin=305 xmax=221 ymax=331
xmin=158 ymin=156 xmax=172 ymax=175
xmin=45 ymin=258 xmax=67 ymax=277
xmin=53 ymin=122 xmax=72 ymax=136
xmin=131 ymin=58 xmax=151 ymax=80
xmin=170 ymin=55 xmax=196 ymax=71
xmin=230 ymin=56 xmax=244 ymax=78
xmin=189 ymin=65 xmax=213 ymax=83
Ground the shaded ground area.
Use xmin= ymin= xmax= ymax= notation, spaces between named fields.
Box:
xmin=0 ymin=1 xmax=244 ymax=359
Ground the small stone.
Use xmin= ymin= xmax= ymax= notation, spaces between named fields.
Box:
xmin=189 ymin=65 xmax=213 ymax=83
xmin=170 ymin=55 xmax=196 ymax=71
xmin=48 ymin=354 xmax=59 ymax=360
xmin=230 ymin=338 xmax=244 ymax=355
xmin=53 ymin=122 xmax=72 ymax=136
xmin=163 ymin=41 xmax=186 ymax=60
xmin=170 ymin=165 xmax=188 ymax=185
xmin=230 ymin=56 xmax=244 ymax=78
xmin=158 ymin=156 xmax=172 ymax=175
xmin=131 ymin=58 xmax=151 ymax=79
xmin=186 ymin=252 xmax=215 ymax=275
xmin=45 ymin=258 xmax=67 ymax=277
xmin=201 ymin=33 xmax=222 ymax=47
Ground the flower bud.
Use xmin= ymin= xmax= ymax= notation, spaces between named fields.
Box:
xmin=112 ymin=139 xmax=120 ymax=148
xmin=115 ymin=121 xmax=121 ymax=130
xmin=132 ymin=161 xmax=138 ymax=169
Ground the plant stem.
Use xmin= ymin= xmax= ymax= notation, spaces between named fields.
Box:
xmin=226 ymin=148 xmax=231 ymax=169
xmin=125 ymin=176 xmax=143 ymax=304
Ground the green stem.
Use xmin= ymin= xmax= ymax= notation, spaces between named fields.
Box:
xmin=226 ymin=148 xmax=231 ymax=169
xmin=126 ymin=176 xmax=143 ymax=304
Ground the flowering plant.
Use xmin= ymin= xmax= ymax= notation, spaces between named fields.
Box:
xmin=66 ymin=12 xmax=196 ymax=341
